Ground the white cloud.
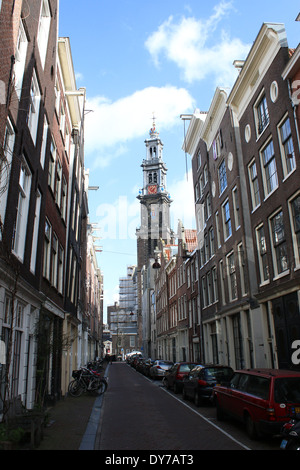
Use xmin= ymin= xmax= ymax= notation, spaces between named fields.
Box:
xmin=84 ymin=86 xmax=195 ymax=165
xmin=145 ymin=1 xmax=251 ymax=87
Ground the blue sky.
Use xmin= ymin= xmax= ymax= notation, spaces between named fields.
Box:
xmin=58 ymin=0 xmax=300 ymax=320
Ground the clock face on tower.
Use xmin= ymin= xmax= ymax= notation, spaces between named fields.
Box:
xmin=148 ymin=185 xmax=157 ymax=194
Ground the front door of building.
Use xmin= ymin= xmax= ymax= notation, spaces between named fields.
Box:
xmin=272 ymin=292 xmax=300 ymax=369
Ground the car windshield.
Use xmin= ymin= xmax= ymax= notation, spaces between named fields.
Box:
xmin=204 ymin=367 xmax=233 ymax=381
xmin=159 ymin=361 xmax=172 ymax=365
xmin=274 ymin=377 xmax=300 ymax=403
xmin=179 ymin=364 xmax=198 ymax=372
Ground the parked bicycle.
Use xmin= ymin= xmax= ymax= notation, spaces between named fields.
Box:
xmin=68 ymin=366 xmax=108 ymax=397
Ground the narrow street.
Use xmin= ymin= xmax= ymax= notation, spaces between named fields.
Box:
xmin=95 ymin=362 xmax=282 ymax=452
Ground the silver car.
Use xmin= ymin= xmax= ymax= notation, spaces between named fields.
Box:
xmin=149 ymin=360 xmax=174 ymax=379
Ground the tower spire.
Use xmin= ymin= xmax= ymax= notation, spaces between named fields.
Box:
xmin=149 ymin=113 xmax=159 ymax=138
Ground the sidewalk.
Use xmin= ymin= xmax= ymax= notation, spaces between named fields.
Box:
xmin=34 ymin=364 xmax=109 ymax=451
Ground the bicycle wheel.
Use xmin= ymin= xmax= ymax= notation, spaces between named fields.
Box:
xmin=68 ymin=379 xmax=84 ymax=397
xmin=98 ymin=379 xmax=108 ymax=395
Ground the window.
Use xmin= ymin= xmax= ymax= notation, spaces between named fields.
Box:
xmin=215 ymin=211 xmax=221 ymax=248
xmin=289 ymin=193 xmax=300 ymax=267
xmin=60 ymin=103 xmax=65 ymax=135
xmin=61 ymin=176 xmax=67 ymax=221
xmin=48 ymin=137 xmax=56 ymax=192
xmin=12 ymin=158 xmax=32 ymax=260
xmin=219 ymin=160 xmax=227 ymax=194
xmin=43 ymin=219 xmax=51 ymax=280
xmin=256 ymin=225 xmax=269 ymax=284
xmin=55 ymin=158 xmax=62 ymax=208
xmin=232 ymin=187 xmax=241 ymax=230
xmin=37 ymin=0 xmax=51 ymax=67
xmin=51 ymin=233 xmax=58 ymax=288
xmin=30 ymin=190 xmax=41 ymax=273
xmin=209 ymin=227 xmax=215 ymax=258
xmin=238 ymin=243 xmax=247 ymax=295
xmin=261 ymin=140 xmax=278 ymax=197
xmin=222 ymin=199 xmax=232 ymax=240
xmin=248 ymin=159 xmax=260 ymax=210
xmin=255 ymin=93 xmax=269 ymax=136
xmin=0 ymin=119 xmax=15 ymax=225
xmin=14 ymin=20 xmax=28 ymax=99
xmin=40 ymin=116 xmax=48 ymax=168
xmin=269 ymin=210 xmax=289 ymax=276
xmin=278 ymin=116 xmax=296 ymax=177
xmin=204 ymin=193 xmax=211 ymax=221
xmin=197 ymin=150 xmax=201 ymax=169
xmin=27 ymin=69 xmax=41 ymax=144
xmin=227 ymin=252 xmax=237 ymax=301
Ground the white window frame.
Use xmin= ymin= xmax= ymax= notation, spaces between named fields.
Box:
xmin=0 ymin=118 xmax=15 ymax=226
xmin=37 ymin=0 xmax=51 ymax=68
xmin=30 ymin=189 xmax=41 ymax=273
xmin=248 ymin=158 xmax=261 ymax=211
xmin=254 ymin=90 xmax=269 ymax=138
xmin=288 ymin=191 xmax=300 ymax=270
xmin=260 ymin=138 xmax=278 ymax=199
xmin=268 ymin=209 xmax=289 ymax=279
xmin=40 ymin=115 xmax=48 ymax=168
xmin=14 ymin=19 xmax=28 ymax=99
xmin=255 ymin=223 xmax=270 ymax=285
xmin=12 ymin=157 xmax=32 ymax=261
xmin=48 ymin=137 xmax=56 ymax=192
xmin=43 ymin=218 xmax=52 ymax=280
xmin=222 ymin=198 xmax=232 ymax=241
xmin=278 ymin=114 xmax=296 ymax=180
xmin=27 ymin=69 xmax=41 ymax=144
xmin=226 ymin=251 xmax=237 ymax=302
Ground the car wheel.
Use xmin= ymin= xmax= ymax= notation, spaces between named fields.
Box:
xmin=162 ymin=377 xmax=167 ymax=387
xmin=182 ymin=387 xmax=187 ymax=400
xmin=174 ymin=382 xmax=180 ymax=394
xmin=245 ymin=414 xmax=258 ymax=440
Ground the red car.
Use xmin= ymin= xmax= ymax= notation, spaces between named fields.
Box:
xmin=213 ymin=369 xmax=300 ymax=439
xmin=164 ymin=362 xmax=200 ymax=393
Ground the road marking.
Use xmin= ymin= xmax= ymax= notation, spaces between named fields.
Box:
xmin=160 ymin=386 xmax=251 ymax=450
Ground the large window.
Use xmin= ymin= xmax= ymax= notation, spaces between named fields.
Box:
xmin=255 ymin=93 xmax=269 ymax=136
xmin=222 ymin=199 xmax=232 ymax=240
xmin=227 ymin=251 xmax=237 ymax=301
xmin=289 ymin=193 xmax=300 ymax=268
xmin=218 ymin=159 xmax=227 ymax=194
xmin=261 ymin=139 xmax=278 ymax=197
xmin=48 ymin=137 xmax=56 ymax=192
xmin=43 ymin=218 xmax=51 ymax=280
xmin=14 ymin=19 xmax=28 ymax=99
xmin=12 ymin=158 xmax=32 ymax=261
xmin=30 ymin=190 xmax=41 ymax=273
xmin=256 ymin=224 xmax=269 ymax=284
xmin=0 ymin=119 xmax=15 ymax=225
xmin=269 ymin=210 xmax=289 ymax=276
xmin=27 ymin=69 xmax=41 ymax=144
xmin=248 ymin=159 xmax=260 ymax=210
xmin=278 ymin=116 xmax=296 ymax=178
xmin=37 ymin=0 xmax=51 ymax=67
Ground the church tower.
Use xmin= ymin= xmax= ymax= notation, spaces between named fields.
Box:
xmin=136 ymin=118 xmax=173 ymax=268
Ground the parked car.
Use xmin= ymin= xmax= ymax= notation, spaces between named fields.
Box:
xmin=213 ymin=369 xmax=300 ymax=439
xmin=135 ymin=357 xmax=146 ymax=373
xmin=182 ymin=364 xmax=234 ymax=406
xmin=141 ymin=359 xmax=155 ymax=376
xmin=164 ymin=362 xmax=200 ymax=393
xmin=149 ymin=360 xmax=173 ymax=379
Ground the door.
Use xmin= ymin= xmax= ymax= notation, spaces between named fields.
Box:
xmin=272 ymin=292 xmax=300 ymax=369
